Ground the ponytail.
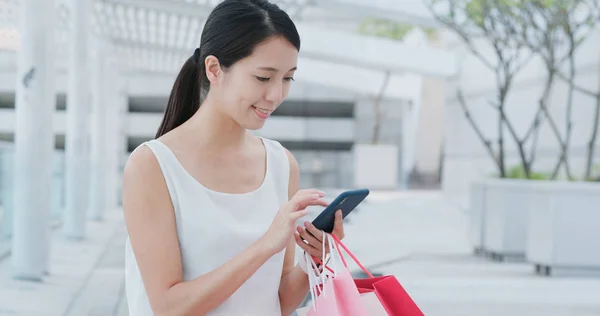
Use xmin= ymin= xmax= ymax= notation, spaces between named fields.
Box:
xmin=155 ymin=49 xmax=207 ymax=138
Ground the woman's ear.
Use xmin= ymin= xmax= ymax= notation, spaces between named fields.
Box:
xmin=204 ymin=55 xmax=221 ymax=85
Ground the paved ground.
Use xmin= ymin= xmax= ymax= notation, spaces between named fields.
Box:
xmin=341 ymin=192 xmax=600 ymax=316
xmin=1 ymin=190 xmax=599 ymax=316
xmin=0 ymin=210 xmax=128 ymax=316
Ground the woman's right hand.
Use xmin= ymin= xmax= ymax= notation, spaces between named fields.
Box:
xmin=262 ymin=189 xmax=329 ymax=255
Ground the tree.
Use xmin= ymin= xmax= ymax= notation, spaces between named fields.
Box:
xmin=357 ymin=18 xmax=432 ymax=144
xmin=425 ymin=0 xmax=535 ymax=178
xmin=507 ymin=0 xmax=599 ymax=180
xmin=425 ymin=0 xmax=599 ymax=180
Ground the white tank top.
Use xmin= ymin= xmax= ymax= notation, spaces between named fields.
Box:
xmin=124 ymin=137 xmax=290 ymax=316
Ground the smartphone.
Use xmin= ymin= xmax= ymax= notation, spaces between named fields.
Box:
xmin=311 ymin=188 xmax=370 ymax=233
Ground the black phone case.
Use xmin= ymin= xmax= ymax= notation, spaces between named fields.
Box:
xmin=311 ymin=188 xmax=369 ymax=233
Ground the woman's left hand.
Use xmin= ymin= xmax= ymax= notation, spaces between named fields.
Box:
xmin=294 ymin=210 xmax=345 ymax=259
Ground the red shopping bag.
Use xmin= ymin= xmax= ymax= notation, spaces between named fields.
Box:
xmin=330 ymin=234 xmax=425 ymax=316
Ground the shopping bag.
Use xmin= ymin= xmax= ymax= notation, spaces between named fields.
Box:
xmin=298 ymin=233 xmax=370 ymax=316
xmin=330 ymin=234 xmax=425 ymax=316
xmin=354 ymin=276 xmax=423 ymax=316
xmin=360 ymin=292 xmax=390 ymax=315
xmin=296 ymin=292 xmax=388 ymax=316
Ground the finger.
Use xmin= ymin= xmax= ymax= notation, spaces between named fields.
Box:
xmin=298 ymin=188 xmax=326 ymax=197
xmin=303 ymin=221 xmax=323 ymax=242
xmin=298 ymin=225 xmax=322 ymax=247
xmin=292 ymin=197 xmax=329 ymax=212
xmin=289 ymin=193 xmax=319 ymax=211
xmin=291 ymin=190 xmax=326 ymax=206
xmin=333 ymin=209 xmax=345 ymax=239
xmin=294 ymin=232 xmax=321 ymax=257
xmin=290 ymin=209 xmax=309 ymax=221
xmin=294 ymin=189 xmax=325 ymax=202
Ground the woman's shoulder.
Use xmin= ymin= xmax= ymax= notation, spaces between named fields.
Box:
xmin=257 ymin=136 xmax=297 ymax=170
xmin=122 ymin=142 xmax=167 ymax=194
xmin=256 ymin=136 xmax=298 ymax=192
xmin=125 ymin=142 xmax=159 ymax=173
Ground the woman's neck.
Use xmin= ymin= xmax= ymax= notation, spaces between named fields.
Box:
xmin=183 ymin=99 xmax=248 ymax=150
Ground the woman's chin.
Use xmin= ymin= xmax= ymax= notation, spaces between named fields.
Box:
xmin=242 ymin=119 xmax=267 ymax=131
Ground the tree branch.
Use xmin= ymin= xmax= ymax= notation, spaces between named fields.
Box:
xmin=371 ymin=71 xmax=391 ymax=144
xmin=585 ymin=94 xmax=600 ymax=180
xmin=456 ymin=89 xmax=501 ymax=170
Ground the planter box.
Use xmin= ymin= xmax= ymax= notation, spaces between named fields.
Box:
xmin=526 ymin=182 xmax=600 ymax=275
xmin=353 ymin=144 xmax=399 ymax=190
xmin=482 ymin=179 xmax=533 ymax=260
xmin=468 ymin=179 xmax=536 ymax=260
xmin=468 ymin=182 xmax=487 ymax=253
xmin=469 ymin=178 xmax=600 ymax=273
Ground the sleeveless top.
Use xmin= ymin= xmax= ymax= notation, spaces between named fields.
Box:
xmin=124 ymin=137 xmax=291 ymax=316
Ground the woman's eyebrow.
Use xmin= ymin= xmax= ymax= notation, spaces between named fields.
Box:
xmin=257 ymin=66 xmax=298 ymax=72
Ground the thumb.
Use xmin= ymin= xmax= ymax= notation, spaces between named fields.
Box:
xmin=334 ymin=210 xmax=344 ymax=234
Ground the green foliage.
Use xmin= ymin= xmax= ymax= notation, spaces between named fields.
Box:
xmin=357 ymin=18 xmax=437 ymax=41
xmin=465 ymin=0 xmax=486 ymax=27
xmin=504 ymin=165 xmax=551 ymax=180
xmin=503 ymin=164 xmax=599 ymax=182
xmin=586 ymin=164 xmax=600 ymax=182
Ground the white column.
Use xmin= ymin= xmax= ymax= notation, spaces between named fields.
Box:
xmin=12 ymin=0 xmax=56 ymax=280
xmin=117 ymin=84 xmax=129 ymax=208
xmin=104 ymin=65 xmax=117 ymax=212
xmin=88 ymin=45 xmax=109 ymax=221
xmin=63 ymin=0 xmax=90 ymax=239
xmin=1 ymin=148 xmax=14 ymax=239
xmin=109 ymin=72 xmax=128 ymax=208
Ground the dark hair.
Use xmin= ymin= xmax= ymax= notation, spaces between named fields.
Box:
xmin=155 ymin=0 xmax=301 ymax=138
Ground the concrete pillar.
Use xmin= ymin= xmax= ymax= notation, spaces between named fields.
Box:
xmin=97 ymin=61 xmax=124 ymax=213
xmin=104 ymin=66 xmax=118 ymax=212
xmin=116 ymin=83 xmax=129 ymax=207
xmin=12 ymin=0 xmax=56 ymax=280
xmin=88 ymin=46 xmax=108 ymax=221
xmin=114 ymin=75 xmax=128 ymax=209
xmin=63 ymin=0 xmax=91 ymax=239
xmin=1 ymin=148 xmax=14 ymax=239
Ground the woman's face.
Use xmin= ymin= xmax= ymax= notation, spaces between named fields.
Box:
xmin=206 ymin=36 xmax=299 ymax=130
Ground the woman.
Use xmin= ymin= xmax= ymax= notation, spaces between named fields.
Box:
xmin=122 ymin=0 xmax=345 ymax=315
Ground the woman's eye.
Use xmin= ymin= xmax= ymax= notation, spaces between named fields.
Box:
xmin=284 ymin=77 xmax=295 ymax=82
xmin=256 ymin=76 xmax=270 ymax=82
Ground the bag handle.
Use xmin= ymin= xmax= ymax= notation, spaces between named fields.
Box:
xmin=330 ymin=233 xmax=374 ymax=278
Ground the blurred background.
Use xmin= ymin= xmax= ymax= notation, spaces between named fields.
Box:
xmin=1 ymin=0 xmax=600 ymax=315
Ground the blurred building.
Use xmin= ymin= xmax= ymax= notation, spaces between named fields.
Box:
xmin=0 ymin=0 xmax=458 ymax=279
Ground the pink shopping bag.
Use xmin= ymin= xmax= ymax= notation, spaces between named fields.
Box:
xmin=297 ymin=233 xmax=376 ymax=316
xmin=330 ymin=234 xmax=424 ymax=316
xmin=296 ymin=232 xmax=370 ymax=316
xmin=305 ymin=266 xmax=370 ymax=316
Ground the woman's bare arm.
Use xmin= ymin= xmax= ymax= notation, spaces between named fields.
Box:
xmin=278 ymin=149 xmax=311 ymax=315
xmin=123 ymin=146 xmax=277 ymax=316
